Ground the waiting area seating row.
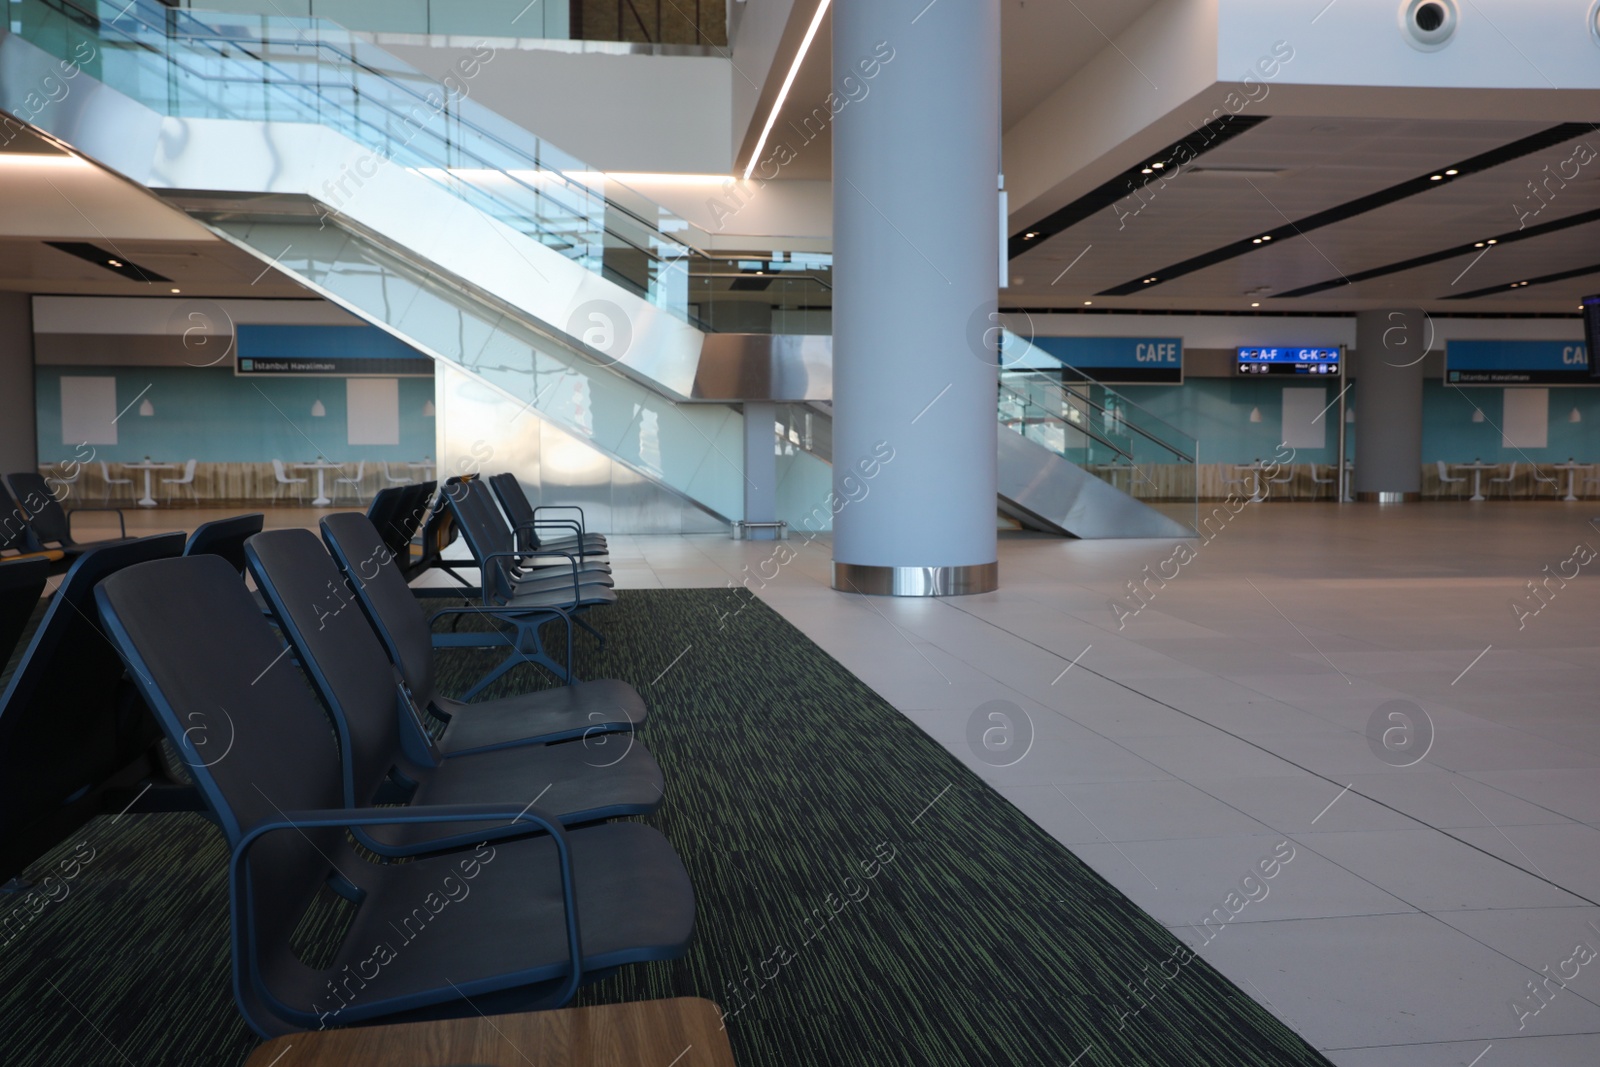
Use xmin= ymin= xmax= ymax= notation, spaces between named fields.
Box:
xmin=0 ymin=474 xmax=691 ymax=1040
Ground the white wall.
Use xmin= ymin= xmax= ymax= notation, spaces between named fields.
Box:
xmin=380 ymin=41 xmax=736 ymax=174
xmin=1221 ymin=0 xmax=1600 ymax=96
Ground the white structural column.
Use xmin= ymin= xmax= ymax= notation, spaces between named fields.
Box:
xmin=742 ymin=401 xmax=779 ymax=538
xmin=830 ymin=0 xmax=1001 ymax=596
xmin=1353 ymin=309 xmax=1426 ymax=503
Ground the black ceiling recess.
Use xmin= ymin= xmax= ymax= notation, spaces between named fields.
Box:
xmin=1443 ymin=258 xmax=1600 ymax=301
xmin=1007 ymin=113 xmax=1267 ymax=260
xmin=44 ymin=241 xmax=171 ymax=283
xmin=1097 ymin=122 xmax=1594 ymax=297
xmin=1276 ymin=205 xmax=1600 ymax=298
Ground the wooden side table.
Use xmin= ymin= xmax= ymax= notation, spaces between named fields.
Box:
xmin=243 ymin=998 xmax=735 ymax=1067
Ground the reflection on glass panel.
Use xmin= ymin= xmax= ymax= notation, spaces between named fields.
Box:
xmin=314 ymin=0 xmax=427 ymax=34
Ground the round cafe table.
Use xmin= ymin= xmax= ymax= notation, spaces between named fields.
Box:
xmin=293 ymin=460 xmax=346 ymax=507
xmin=122 ymin=460 xmax=177 ymax=507
xmin=1453 ymin=462 xmax=1498 ymax=502
xmin=408 ymin=459 xmax=436 ymax=481
xmin=1551 ymin=461 xmax=1588 ymax=502
xmin=1235 ymin=460 xmax=1270 ymax=503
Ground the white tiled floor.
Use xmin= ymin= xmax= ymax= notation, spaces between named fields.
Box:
xmin=599 ymin=501 xmax=1600 ymax=1064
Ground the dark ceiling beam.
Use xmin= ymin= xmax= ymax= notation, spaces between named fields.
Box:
xmin=1007 ymin=114 xmax=1266 ymax=260
xmin=1096 ymin=122 xmax=1594 ymax=297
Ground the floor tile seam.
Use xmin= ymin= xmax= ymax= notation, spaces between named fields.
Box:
xmin=936 ymin=596 xmax=1600 ymax=909
xmin=1282 ymin=828 xmax=1595 ymax=920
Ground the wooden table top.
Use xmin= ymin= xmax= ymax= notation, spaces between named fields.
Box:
xmin=243 ymin=998 xmax=735 ymax=1067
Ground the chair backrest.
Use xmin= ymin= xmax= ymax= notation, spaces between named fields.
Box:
xmin=445 ymin=477 xmax=518 ymax=601
xmin=321 ymin=512 xmax=438 ymax=704
xmin=182 ymin=458 xmax=198 ymax=479
xmin=1506 ymin=462 xmax=1519 ymax=477
xmin=5 ymin=472 xmax=72 ymax=546
xmin=94 ymin=554 xmax=350 ymax=1027
xmin=244 ymin=529 xmax=436 ymax=806
xmin=272 ymin=458 xmax=289 ymax=482
xmin=99 ymin=461 xmax=124 ymax=483
xmin=0 ymin=533 xmax=186 ymax=882
xmin=184 ymin=513 xmax=266 ymax=575
xmin=0 ymin=483 xmax=41 ymax=556
xmin=364 ymin=486 xmax=406 ymax=552
xmin=487 ymin=472 xmax=536 ymax=548
xmin=364 ymin=483 xmax=434 ymax=575
xmin=0 ymin=557 xmax=49 ymax=670
xmin=408 ymin=481 xmax=456 ymax=578
xmin=348 ymin=461 xmax=364 ymax=480
xmin=1436 ymin=460 xmax=1449 ymax=480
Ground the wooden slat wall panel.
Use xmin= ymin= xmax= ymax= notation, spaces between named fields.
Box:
xmin=37 ymin=463 xmax=403 ymax=507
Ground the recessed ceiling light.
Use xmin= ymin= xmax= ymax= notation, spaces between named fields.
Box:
xmin=1141 ymin=168 xmax=1154 ymax=175
xmin=1252 ymin=238 xmax=1262 ymax=245
xmin=1083 ymin=300 xmax=1093 ymax=306
xmin=1445 ymin=169 xmax=1459 ymax=175
xmin=1025 ymin=232 xmax=1039 ymax=239
xmin=1261 ymin=235 xmax=1272 ymax=241
xmin=170 ymin=288 xmax=180 ymax=293
xmin=1474 ymin=242 xmax=1485 ymax=248
xmin=1430 ymin=174 xmax=1444 ymax=181
xmin=1251 ymin=302 xmax=1261 ymax=307
xmin=1487 ymin=239 xmax=1497 ymax=245
xmin=1151 ymin=162 xmax=1165 ymax=169
xmin=107 ymin=259 xmax=122 ymax=267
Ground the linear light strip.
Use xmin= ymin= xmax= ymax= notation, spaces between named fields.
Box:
xmin=742 ymin=0 xmax=832 ymax=181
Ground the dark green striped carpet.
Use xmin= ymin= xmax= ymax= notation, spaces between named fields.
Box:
xmin=0 ymin=589 xmax=1331 ymax=1066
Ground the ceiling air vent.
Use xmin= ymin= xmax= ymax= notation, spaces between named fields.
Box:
xmin=1400 ymin=0 xmax=1458 ymax=51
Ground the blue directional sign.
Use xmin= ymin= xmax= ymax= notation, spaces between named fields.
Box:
xmin=1029 ymin=336 xmax=1183 ymax=384
xmin=235 ymin=325 xmax=434 ymax=377
xmin=1445 ymin=340 xmax=1590 ymax=386
xmin=1236 ymin=347 xmax=1341 ymax=377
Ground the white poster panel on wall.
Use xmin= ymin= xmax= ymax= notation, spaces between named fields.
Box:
xmin=1281 ymin=387 xmax=1327 ymax=449
xmin=60 ymin=376 xmax=119 ymax=445
xmin=347 ymin=377 xmax=400 ymax=445
xmin=1502 ymin=388 xmax=1549 ymax=449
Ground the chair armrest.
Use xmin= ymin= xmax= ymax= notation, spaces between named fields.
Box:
xmin=534 ymin=505 xmax=587 ymax=539
xmin=513 ymin=517 xmax=586 ymax=559
xmin=66 ymin=506 xmax=127 ymax=538
xmin=427 ymin=604 xmax=573 ymax=681
xmin=480 ymin=549 xmax=581 ymax=606
xmin=231 ymin=803 xmax=582 ymax=1008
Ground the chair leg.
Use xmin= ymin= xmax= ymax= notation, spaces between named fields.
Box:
xmin=574 ymin=613 xmax=606 ymax=652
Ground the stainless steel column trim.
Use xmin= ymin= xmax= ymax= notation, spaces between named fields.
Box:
xmin=1356 ymin=491 xmax=1421 ymax=504
xmin=831 ymin=562 xmax=999 ymax=597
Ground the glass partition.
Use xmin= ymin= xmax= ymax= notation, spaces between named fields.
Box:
xmin=13 ymin=0 xmax=808 ymax=326
xmin=1000 ymin=332 xmax=1199 ymax=533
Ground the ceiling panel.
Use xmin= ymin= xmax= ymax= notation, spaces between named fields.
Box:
xmin=754 ymin=0 xmax=1160 ymax=181
xmin=1005 ymin=117 xmax=1600 ymax=314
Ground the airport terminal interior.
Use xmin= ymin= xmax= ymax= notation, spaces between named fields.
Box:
xmin=3 ymin=1 xmax=1600 ymax=1065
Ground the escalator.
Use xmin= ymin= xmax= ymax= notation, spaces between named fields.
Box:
xmin=2 ymin=0 xmax=1194 ymax=539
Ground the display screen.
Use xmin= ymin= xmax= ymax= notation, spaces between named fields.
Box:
xmin=235 ymin=324 xmax=434 ymax=377
xmin=1236 ymin=347 xmax=1341 ymax=376
xmin=1584 ymin=296 xmax=1600 ymax=380
xmin=1445 ymin=340 xmax=1589 ymax=386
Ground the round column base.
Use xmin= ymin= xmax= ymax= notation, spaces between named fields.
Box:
xmin=832 ymin=561 xmax=999 ymax=597
xmin=1355 ymin=491 xmax=1422 ymax=504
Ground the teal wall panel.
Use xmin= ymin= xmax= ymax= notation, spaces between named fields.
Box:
xmin=35 ymin=366 xmax=436 ymax=464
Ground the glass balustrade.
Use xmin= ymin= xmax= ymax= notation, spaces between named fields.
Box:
xmin=11 ymin=0 xmax=816 ymax=326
